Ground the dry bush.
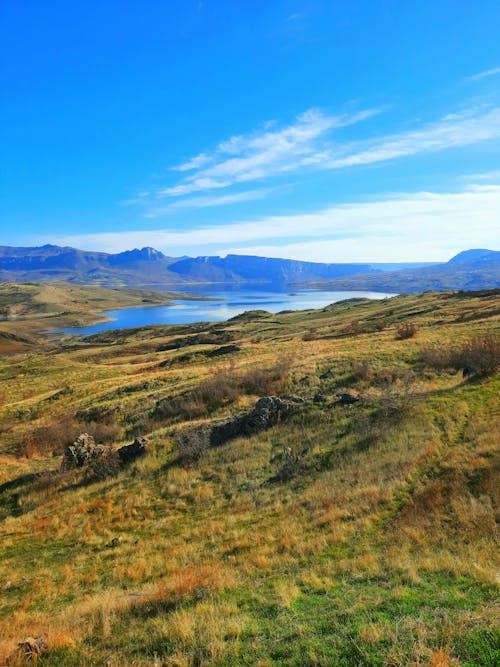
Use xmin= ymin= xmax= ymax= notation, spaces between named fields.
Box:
xmin=154 ymin=357 xmax=292 ymax=424
xmin=175 ymin=426 xmax=211 ymax=464
xmin=193 ymin=364 xmax=241 ymax=410
xmin=239 ymin=355 xmax=292 ymax=395
xmin=396 ymin=321 xmax=418 ymax=339
xmin=350 ymin=360 xmax=373 ymax=383
xmin=22 ymin=415 xmax=77 ymax=457
xmin=418 ymin=333 xmax=500 ymax=377
xmin=84 ymin=450 xmax=121 ymax=481
xmin=352 ymin=379 xmax=418 ymax=446
xmin=456 ymin=333 xmax=500 ymax=377
xmin=427 ymin=646 xmax=460 ymax=667
xmin=82 ymin=420 xmax=120 ymax=444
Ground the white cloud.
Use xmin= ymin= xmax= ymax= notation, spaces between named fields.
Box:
xmin=161 ymin=108 xmax=380 ymax=197
xmin=53 ymin=179 xmax=500 ymax=262
xmin=158 ymin=105 xmax=500 ymax=199
xmin=461 ymin=170 xmax=500 ymax=182
xmin=143 ymin=188 xmax=276 ymax=218
xmin=322 ymin=107 xmax=500 ymax=169
xmin=173 ymin=153 xmax=211 ymax=171
xmin=466 ymin=67 xmax=500 ymax=81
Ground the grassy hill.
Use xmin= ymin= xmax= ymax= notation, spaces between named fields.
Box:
xmin=0 ymin=289 xmax=499 ymax=665
xmin=0 ymin=282 xmax=202 ymax=348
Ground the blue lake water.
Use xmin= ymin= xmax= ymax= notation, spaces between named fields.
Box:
xmin=49 ymin=287 xmax=397 ymax=336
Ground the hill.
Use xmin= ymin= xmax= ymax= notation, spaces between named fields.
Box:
xmin=0 ymin=244 xmax=431 ymax=287
xmin=0 ymin=288 xmax=499 ymax=665
xmin=0 ymin=282 xmax=201 ymax=345
xmin=303 ymin=249 xmax=500 ymax=292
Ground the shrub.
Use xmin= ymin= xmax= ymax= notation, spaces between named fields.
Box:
xmin=456 ymin=333 xmax=500 ymax=377
xmin=351 ymin=379 xmax=418 ymax=446
xmin=350 ymin=360 xmax=373 ymax=383
xmin=82 ymin=420 xmax=120 ymax=444
xmin=154 ymin=357 xmax=292 ymax=424
xmin=193 ymin=364 xmax=240 ymax=410
xmin=175 ymin=426 xmax=210 ymax=464
xmin=84 ymin=450 xmax=121 ymax=481
xmin=22 ymin=415 xmax=77 ymax=457
xmin=239 ymin=356 xmax=292 ymax=395
xmin=396 ymin=321 xmax=418 ymax=339
xmin=418 ymin=333 xmax=500 ymax=378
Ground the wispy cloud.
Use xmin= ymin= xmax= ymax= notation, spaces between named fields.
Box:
xmin=461 ymin=169 xmax=500 ymax=182
xmin=322 ymin=107 xmax=500 ymax=169
xmin=466 ymin=66 xmax=500 ymax=81
xmin=160 ymin=106 xmax=500 ymax=198
xmin=54 ymin=179 xmax=500 ymax=262
xmin=161 ymin=108 xmax=380 ymax=197
xmin=143 ymin=188 xmax=275 ymax=218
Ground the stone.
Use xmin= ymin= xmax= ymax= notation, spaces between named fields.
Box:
xmin=60 ymin=433 xmax=112 ymax=471
xmin=106 ymin=536 xmax=122 ymax=548
xmin=334 ymin=392 xmax=360 ymax=406
xmin=117 ymin=436 xmax=149 ymax=464
xmin=210 ymin=395 xmax=300 ymax=447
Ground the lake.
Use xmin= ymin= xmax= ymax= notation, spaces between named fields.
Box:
xmin=50 ymin=286 xmax=397 ymax=335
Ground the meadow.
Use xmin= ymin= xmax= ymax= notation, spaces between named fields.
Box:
xmin=0 ymin=286 xmax=498 ymax=666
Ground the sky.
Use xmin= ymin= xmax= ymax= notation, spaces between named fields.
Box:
xmin=1 ymin=0 xmax=500 ymax=262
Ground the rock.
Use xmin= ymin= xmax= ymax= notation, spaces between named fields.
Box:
xmin=210 ymin=396 xmax=299 ymax=447
xmin=281 ymin=394 xmax=306 ymax=403
xmin=313 ymin=393 xmax=327 ymax=403
xmin=117 ymin=436 xmax=149 ymax=464
xmin=60 ymin=433 xmax=112 ymax=471
xmin=334 ymin=393 xmax=360 ymax=406
xmin=106 ymin=536 xmax=122 ymax=548
xmin=9 ymin=636 xmax=47 ymax=663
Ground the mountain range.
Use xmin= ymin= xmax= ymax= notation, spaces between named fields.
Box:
xmin=0 ymin=244 xmax=498 ymax=292
xmin=303 ymin=248 xmax=500 ymax=292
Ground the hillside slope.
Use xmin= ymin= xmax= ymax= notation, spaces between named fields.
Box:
xmin=0 ymin=282 xmax=200 ymax=346
xmin=303 ymin=249 xmax=500 ymax=292
xmin=0 ymin=289 xmax=499 ymax=665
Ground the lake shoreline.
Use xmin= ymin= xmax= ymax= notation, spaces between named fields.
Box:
xmin=46 ymin=287 xmax=398 ymax=337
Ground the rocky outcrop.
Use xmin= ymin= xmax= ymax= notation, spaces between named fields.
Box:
xmin=117 ymin=436 xmax=149 ymax=464
xmin=60 ymin=433 xmax=112 ymax=471
xmin=334 ymin=392 xmax=360 ymax=406
xmin=61 ymin=434 xmax=149 ymax=472
xmin=210 ymin=395 xmax=303 ymax=447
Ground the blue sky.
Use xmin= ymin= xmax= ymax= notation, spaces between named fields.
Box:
xmin=1 ymin=0 xmax=500 ymax=262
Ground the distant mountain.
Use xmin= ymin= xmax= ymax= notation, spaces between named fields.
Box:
xmin=167 ymin=254 xmax=381 ymax=283
xmin=1 ymin=243 xmax=495 ymax=291
xmin=302 ymin=249 xmax=500 ymax=292
xmin=0 ymin=244 xmax=427 ymax=288
xmin=0 ymin=244 xmax=182 ymax=286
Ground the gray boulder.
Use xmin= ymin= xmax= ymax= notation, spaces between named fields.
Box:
xmin=335 ymin=392 xmax=360 ymax=406
xmin=117 ymin=436 xmax=149 ymax=464
xmin=210 ymin=395 xmax=301 ymax=446
xmin=60 ymin=433 xmax=112 ymax=471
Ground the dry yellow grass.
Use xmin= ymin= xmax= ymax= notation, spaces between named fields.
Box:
xmin=0 ymin=288 xmax=498 ymax=664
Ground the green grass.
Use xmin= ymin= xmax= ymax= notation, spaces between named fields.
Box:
xmin=0 ymin=288 xmax=498 ymax=665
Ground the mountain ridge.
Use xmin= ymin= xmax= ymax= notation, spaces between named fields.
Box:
xmin=301 ymin=248 xmax=500 ymax=292
xmin=0 ymin=244 xmax=428 ymax=287
xmin=0 ymin=243 xmax=498 ymax=291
